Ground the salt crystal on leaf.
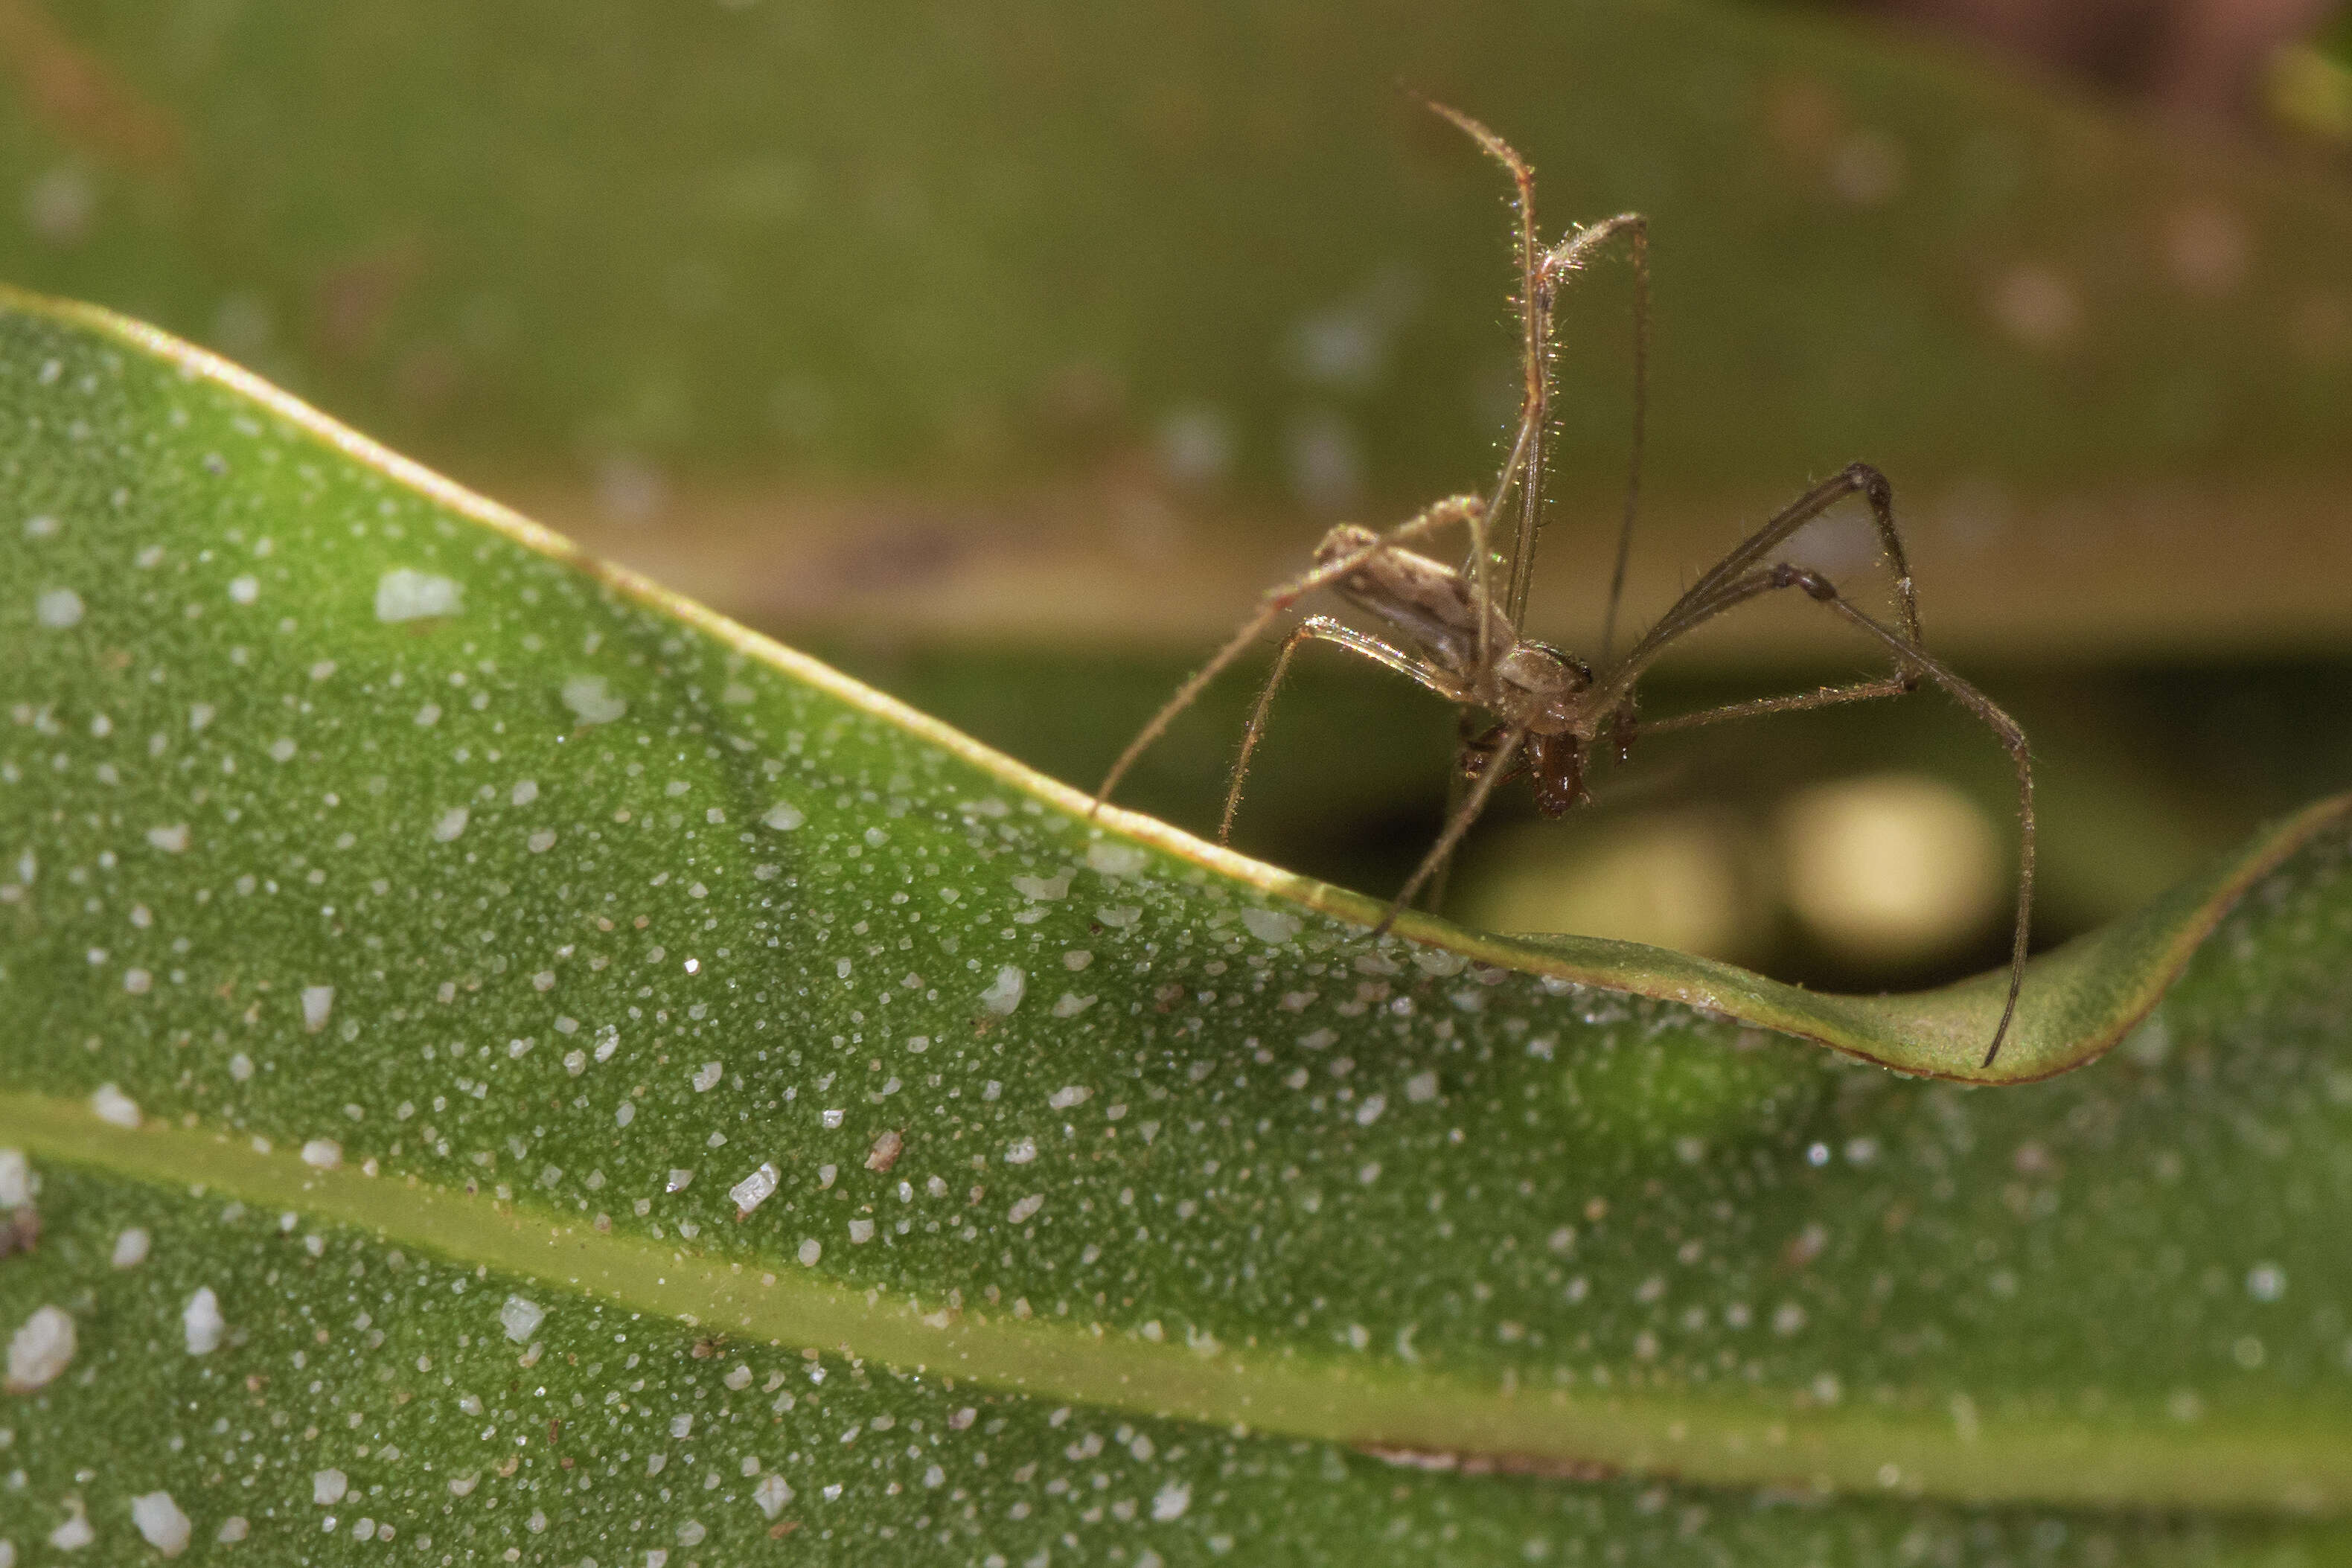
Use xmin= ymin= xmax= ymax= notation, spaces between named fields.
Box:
xmin=731 ymin=1162 xmax=781 ymax=1216
xmin=499 ymin=1296 xmax=546 ymax=1343
xmin=374 ymin=569 xmax=464 ymax=622
xmin=561 ymin=674 xmax=626 ymax=724
xmin=4 ymin=1304 xmax=75 ymax=1391
xmin=183 ymin=1287 xmax=225 ymax=1354
xmin=130 ymin=1491 xmax=192 ymax=1557
xmin=0 ymin=1148 xmax=31 ymax=1205
xmin=1086 ymin=840 xmax=1146 ymax=876
xmin=1239 ymin=907 xmax=1300 ymax=944
xmin=89 ymin=1084 xmax=140 ymax=1127
xmin=979 ymin=966 xmax=1025 ymax=1015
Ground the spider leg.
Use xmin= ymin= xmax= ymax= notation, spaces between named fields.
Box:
xmin=1602 ymin=560 xmax=2033 ymax=1069
xmin=1537 ymin=215 xmax=1649 ymax=662
xmin=1632 ymin=464 xmax=1926 ymax=685
xmin=1222 ymin=615 xmax=1471 ymax=846
xmin=1638 ymin=674 xmax=1914 ymax=737
xmin=1420 ymin=100 xmax=1549 ymax=657
xmin=1093 ymin=493 xmax=1483 ymax=815
xmin=1377 ymin=725 xmax=1526 ymax=935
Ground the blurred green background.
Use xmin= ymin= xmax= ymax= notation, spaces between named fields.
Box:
xmin=5 ymin=0 xmax=2349 ymax=994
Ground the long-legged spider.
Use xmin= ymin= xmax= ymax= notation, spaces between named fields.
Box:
xmin=1095 ymin=103 xmax=2034 ymax=1067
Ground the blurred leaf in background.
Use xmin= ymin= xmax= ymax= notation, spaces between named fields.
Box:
xmin=2 ymin=0 xmax=2351 ymax=655
xmin=1 ymin=1 xmax=2348 ymax=1030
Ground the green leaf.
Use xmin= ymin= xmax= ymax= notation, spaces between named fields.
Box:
xmin=5 ymin=291 xmax=2351 ymax=1563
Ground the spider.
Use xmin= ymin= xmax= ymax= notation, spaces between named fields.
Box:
xmin=1094 ymin=103 xmax=2034 ymax=1068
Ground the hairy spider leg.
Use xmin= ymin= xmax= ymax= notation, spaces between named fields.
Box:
xmin=1647 ymin=461 xmax=1927 ymax=670
xmin=1426 ymin=103 xmax=1653 ymax=662
xmin=1424 ymin=214 xmax=1646 ymax=909
xmin=1592 ymin=461 xmax=1940 ymax=753
xmin=1419 ymin=102 xmax=1650 ymax=909
xmin=1535 ymin=215 xmax=1650 ymax=661
xmin=1597 ymin=558 xmax=2033 ymax=1068
xmin=1420 ymin=98 xmax=1540 ymax=675
xmin=1221 ymin=615 xmax=1474 ymax=845
xmin=1378 ymin=723 xmax=1527 ymax=935
xmin=1090 ymin=493 xmax=1486 ymax=816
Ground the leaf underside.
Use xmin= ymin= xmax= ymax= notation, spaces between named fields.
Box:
xmin=4 ymin=291 xmax=2351 ymax=1565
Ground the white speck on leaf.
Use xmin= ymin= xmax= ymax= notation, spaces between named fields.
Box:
xmin=1087 ymin=840 xmax=1147 ymax=877
xmin=762 ymin=801 xmax=805 ymax=831
xmin=374 ymin=568 xmax=464 ymax=621
xmin=112 ymin=1228 xmax=150 ymax=1268
xmin=432 ymin=806 xmax=470 ymax=842
xmin=313 ymin=1468 xmax=348 ymax=1505
xmin=300 ymin=1139 xmax=342 ymax=1169
xmin=183 ymin=1287 xmax=225 ymax=1354
xmin=145 ymin=822 xmax=191 ymax=854
xmin=48 ymin=1505 xmax=95 ymax=1550
xmin=89 ymin=1083 xmax=139 ymax=1127
xmin=1152 ymin=1481 xmax=1192 ymax=1520
xmin=0 ymin=1148 xmax=31 ymax=1205
xmin=35 ymin=586 xmax=84 ymax=627
xmin=731 ymin=1162 xmax=781 ymax=1216
xmin=561 ymin=673 xmax=626 ymax=723
xmin=1012 ymin=870 xmax=1072 ymax=900
xmin=301 ymin=985 xmax=334 ymax=1031
xmin=1008 ymin=1194 xmax=1044 ymax=1224
xmin=1240 ymin=907 xmax=1300 ymax=944
xmin=752 ymin=1473 xmax=794 ymax=1518
xmin=4 ymin=1304 xmax=75 ymax=1391
xmin=980 ymin=966 xmax=1025 ymax=1015
xmin=130 ymin=1491 xmax=192 ymax=1557
xmin=500 ymin=1296 xmax=546 ymax=1343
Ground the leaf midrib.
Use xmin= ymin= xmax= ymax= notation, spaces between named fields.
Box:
xmin=4 ymin=1091 xmax=2343 ymax=1514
